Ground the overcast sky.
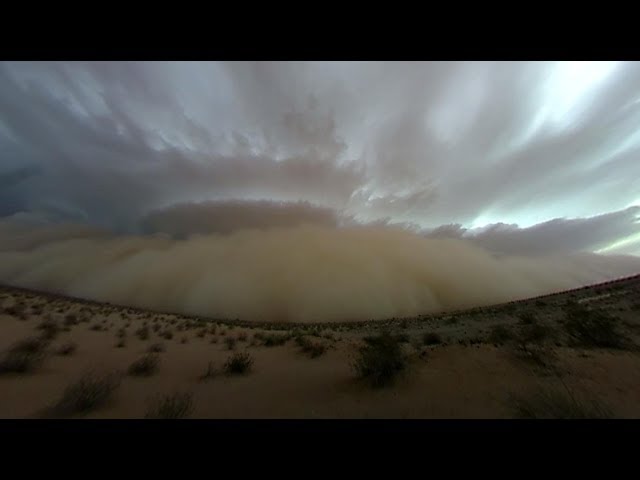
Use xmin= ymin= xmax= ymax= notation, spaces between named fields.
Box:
xmin=1 ymin=61 xmax=639 ymax=256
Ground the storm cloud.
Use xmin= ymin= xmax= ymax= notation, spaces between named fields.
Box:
xmin=1 ymin=61 xmax=639 ymax=321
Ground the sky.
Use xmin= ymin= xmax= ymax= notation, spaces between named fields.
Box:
xmin=0 ymin=61 xmax=639 ymax=321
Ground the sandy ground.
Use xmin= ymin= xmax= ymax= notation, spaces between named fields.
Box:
xmin=1 ymin=276 xmax=640 ymax=419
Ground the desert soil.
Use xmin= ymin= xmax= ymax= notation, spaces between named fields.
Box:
xmin=1 ymin=276 xmax=640 ymax=419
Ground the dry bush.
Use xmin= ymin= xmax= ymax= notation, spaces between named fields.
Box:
xmin=224 ymin=352 xmax=254 ymax=375
xmin=128 ymin=354 xmax=160 ymax=376
xmin=145 ymin=392 xmax=194 ymax=419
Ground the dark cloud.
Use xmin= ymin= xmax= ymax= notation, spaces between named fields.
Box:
xmin=0 ymin=61 xmax=639 ymax=258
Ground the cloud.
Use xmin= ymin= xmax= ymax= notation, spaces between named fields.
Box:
xmin=423 ymin=206 xmax=640 ymax=256
xmin=2 ymin=61 xmax=640 ymax=236
xmin=1 ymin=221 xmax=639 ymax=323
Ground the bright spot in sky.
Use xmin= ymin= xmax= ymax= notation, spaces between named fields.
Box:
xmin=542 ymin=61 xmax=621 ymax=129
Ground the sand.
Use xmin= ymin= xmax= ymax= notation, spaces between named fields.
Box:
xmin=1 ymin=276 xmax=640 ymax=419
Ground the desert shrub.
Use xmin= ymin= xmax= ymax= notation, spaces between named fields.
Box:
xmin=238 ymin=332 xmax=248 ymax=342
xmin=422 ymin=332 xmax=442 ymax=345
xmin=197 ymin=329 xmax=206 ymax=338
xmin=262 ymin=333 xmax=290 ymax=347
xmin=116 ymin=328 xmax=126 ymax=339
xmin=224 ymin=337 xmax=237 ymax=350
xmin=49 ymin=371 xmax=121 ymax=416
xmin=152 ymin=324 xmax=161 ymax=333
xmin=393 ymin=333 xmax=411 ymax=343
xmin=353 ymin=331 xmax=407 ymax=388
xmin=488 ymin=325 xmax=513 ymax=344
xmin=180 ymin=337 xmax=188 ymax=344
xmin=136 ymin=326 xmax=150 ymax=341
xmin=295 ymin=336 xmax=327 ymax=358
xmin=145 ymin=392 xmax=194 ymax=419
xmin=4 ymin=305 xmax=22 ymax=316
xmin=57 ymin=342 xmax=77 ymax=356
xmin=564 ymin=306 xmax=625 ymax=348
xmin=116 ymin=339 xmax=126 ymax=348
xmin=162 ymin=330 xmax=173 ymax=340
xmin=128 ymin=354 xmax=160 ymax=376
xmin=0 ymin=336 xmax=48 ymax=373
xmin=519 ymin=322 xmax=552 ymax=344
xmin=519 ymin=312 xmax=537 ymax=325
xmin=89 ymin=323 xmax=103 ymax=331
xmin=224 ymin=352 xmax=254 ymax=375
xmin=510 ymin=386 xmax=612 ymax=419
xmin=210 ymin=337 xmax=218 ymax=344
xmin=445 ymin=316 xmax=459 ymax=325
xmin=37 ymin=319 xmax=60 ymax=340
xmin=147 ymin=343 xmax=165 ymax=353
xmin=512 ymin=342 xmax=557 ymax=372
xmin=64 ymin=314 xmax=78 ymax=326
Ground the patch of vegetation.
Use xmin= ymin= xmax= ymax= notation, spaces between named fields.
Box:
xmin=224 ymin=352 xmax=254 ymax=375
xmin=564 ymin=305 xmax=626 ymax=348
xmin=145 ymin=392 xmax=194 ymax=419
xmin=89 ymin=323 xmax=103 ymax=331
xmin=0 ymin=336 xmax=48 ymax=373
xmin=180 ymin=337 xmax=188 ymax=344
xmin=64 ymin=314 xmax=78 ymax=326
xmin=116 ymin=339 xmax=126 ymax=348
xmin=510 ymin=385 xmax=612 ymax=419
xmin=136 ymin=326 xmax=150 ymax=341
xmin=519 ymin=321 xmax=553 ymax=344
xmin=519 ymin=312 xmax=537 ymax=325
xmin=128 ymin=354 xmax=160 ymax=376
xmin=224 ymin=337 xmax=237 ymax=350
xmin=262 ymin=333 xmax=290 ymax=347
xmin=512 ymin=342 xmax=557 ymax=373
xmin=147 ymin=343 xmax=165 ymax=353
xmin=56 ymin=342 xmax=77 ymax=356
xmin=162 ymin=330 xmax=173 ymax=340
xmin=295 ymin=336 xmax=327 ymax=358
xmin=422 ymin=332 xmax=442 ymax=346
xmin=48 ymin=371 xmax=121 ymax=417
xmin=393 ymin=333 xmax=411 ymax=343
xmin=37 ymin=319 xmax=60 ymax=340
xmin=353 ymin=331 xmax=407 ymax=388
xmin=4 ymin=305 xmax=23 ymax=317
xmin=237 ymin=332 xmax=248 ymax=342
xmin=445 ymin=316 xmax=459 ymax=325
xmin=488 ymin=325 xmax=513 ymax=345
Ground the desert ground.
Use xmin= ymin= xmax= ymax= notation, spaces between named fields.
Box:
xmin=1 ymin=275 xmax=640 ymax=419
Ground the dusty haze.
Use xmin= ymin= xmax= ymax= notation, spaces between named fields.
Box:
xmin=1 ymin=222 xmax=639 ymax=323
